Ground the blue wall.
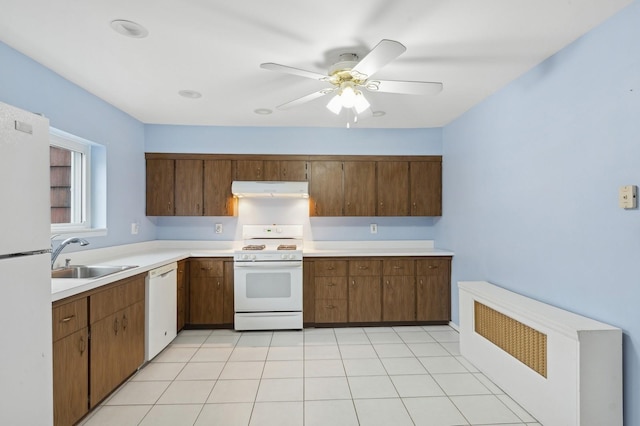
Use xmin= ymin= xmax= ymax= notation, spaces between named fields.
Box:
xmin=0 ymin=41 xmax=154 ymax=249
xmin=437 ymin=3 xmax=640 ymax=423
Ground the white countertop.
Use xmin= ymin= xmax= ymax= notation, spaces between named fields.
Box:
xmin=52 ymin=240 xmax=453 ymax=302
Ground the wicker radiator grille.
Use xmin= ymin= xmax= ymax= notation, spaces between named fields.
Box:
xmin=474 ymin=301 xmax=547 ymax=377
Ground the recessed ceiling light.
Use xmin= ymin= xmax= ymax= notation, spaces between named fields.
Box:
xmin=110 ymin=20 xmax=149 ymax=38
xmin=178 ymin=90 xmax=202 ymax=99
xmin=372 ymin=110 xmax=386 ymax=117
xmin=254 ymin=108 xmax=273 ymax=115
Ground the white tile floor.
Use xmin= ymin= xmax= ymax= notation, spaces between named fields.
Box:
xmin=79 ymin=325 xmax=541 ymax=426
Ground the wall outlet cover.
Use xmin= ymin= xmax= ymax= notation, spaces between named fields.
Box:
xmin=619 ymin=185 xmax=637 ymax=209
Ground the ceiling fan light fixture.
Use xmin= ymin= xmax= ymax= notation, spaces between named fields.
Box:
xmin=340 ymin=84 xmax=357 ymax=108
xmin=326 ymin=95 xmax=343 ymax=115
xmin=353 ymin=93 xmax=370 ymax=114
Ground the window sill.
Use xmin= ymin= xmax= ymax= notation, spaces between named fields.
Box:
xmin=51 ymin=228 xmax=107 ymax=240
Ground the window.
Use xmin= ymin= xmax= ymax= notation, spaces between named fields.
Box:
xmin=50 ymin=128 xmax=104 ymax=235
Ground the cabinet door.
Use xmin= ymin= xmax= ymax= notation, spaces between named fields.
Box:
xmin=349 ymin=276 xmax=381 ymax=322
xmin=382 ymin=276 xmax=416 ymax=322
xmin=53 ymin=328 xmax=88 ymax=426
xmin=377 ymin=161 xmax=409 ymax=216
xmin=189 ymin=259 xmax=224 ymax=324
xmin=344 ymin=161 xmax=376 ymax=216
xmin=303 ymin=261 xmax=315 ymax=324
xmin=120 ymin=301 xmax=145 ymax=376
xmin=235 ymin=160 xmax=264 ymax=180
xmin=263 ymin=160 xmax=307 ymax=181
xmin=315 ymin=299 xmax=347 ymax=323
xmin=146 ymin=159 xmax=174 ymax=216
xmin=309 ymin=161 xmax=343 ymax=216
xmin=177 ymin=260 xmax=187 ymax=332
xmin=90 ymin=310 xmax=123 ymax=407
xmin=223 ymin=261 xmax=235 ymax=324
xmin=175 ymin=159 xmax=203 ymax=215
xmin=410 ymin=161 xmax=442 ymax=216
xmin=204 ymin=159 xmax=234 ymax=216
xmin=416 ymin=258 xmax=451 ymax=322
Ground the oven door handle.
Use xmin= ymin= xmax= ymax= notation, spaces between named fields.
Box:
xmin=234 ymin=261 xmax=302 ymax=268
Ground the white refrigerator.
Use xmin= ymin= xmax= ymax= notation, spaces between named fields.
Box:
xmin=0 ymin=101 xmax=53 ymax=425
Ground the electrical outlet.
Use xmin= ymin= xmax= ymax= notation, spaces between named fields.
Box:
xmin=619 ymin=185 xmax=637 ymax=209
xmin=130 ymin=222 xmax=139 ymax=235
xmin=215 ymin=223 xmax=223 ymax=234
xmin=370 ymin=223 xmax=378 ymax=234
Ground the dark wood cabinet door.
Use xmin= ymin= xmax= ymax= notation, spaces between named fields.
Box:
xmin=344 ymin=161 xmax=376 ymax=216
xmin=416 ymin=258 xmax=451 ymax=321
xmin=204 ymin=159 xmax=234 ymax=216
xmin=120 ymin=301 xmax=145 ymax=379
xmin=53 ymin=328 xmax=88 ymax=426
xmin=223 ymin=261 xmax=234 ymax=324
xmin=146 ymin=159 xmax=174 ymax=215
xmin=349 ymin=276 xmax=382 ymax=322
xmin=89 ymin=310 xmax=122 ymax=407
xmin=309 ymin=161 xmax=343 ymax=216
xmin=189 ymin=259 xmax=224 ymax=324
xmin=382 ymin=276 xmax=416 ymax=322
xmin=410 ymin=161 xmax=442 ymax=216
xmin=175 ymin=159 xmax=203 ymax=215
xmin=377 ymin=161 xmax=409 ymax=216
xmin=177 ymin=260 xmax=187 ymax=331
xmin=303 ymin=261 xmax=315 ymax=324
xmin=235 ymin=160 xmax=264 ymax=180
xmin=263 ymin=160 xmax=307 ymax=181
xmin=315 ymin=299 xmax=347 ymax=323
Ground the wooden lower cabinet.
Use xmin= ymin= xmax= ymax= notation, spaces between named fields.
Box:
xmin=89 ymin=275 xmax=145 ymax=408
xmin=306 ymin=256 xmax=451 ymax=326
xmin=52 ymin=297 xmax=89 ymax=426
xmin=416 ymin=258 xmax=451 ymax=321
xmin=188 ymin=258 xmax=226 ymax=325
xmin=177 ymin=260 xmax=188 ymax=331
xmin=223 ymin=261 xmax=235 ymax=324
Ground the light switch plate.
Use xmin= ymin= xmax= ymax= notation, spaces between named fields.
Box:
xmin=619 ymin=185 xmax=637 ymax=209
xmin=215 ymin=223 xmax=223 ymax=234
xmin=370 ymin=223 xmax=378 ymax=234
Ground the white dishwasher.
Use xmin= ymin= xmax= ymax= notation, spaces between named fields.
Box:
xmin=145 ymin=262 xmax=177 ymax=361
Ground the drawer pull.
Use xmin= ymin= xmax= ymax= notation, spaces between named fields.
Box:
xmin=428 ymin=265 xmax=438 ymax=269
xmin=358 ymin=266 xmax=368 ymax=270
xmin=60 ymin=314 xmax=75 ymax=323
xmin=327 ymin=283 xmax=336 ymax=287
xmin=324 ymin=304 xmax=335 ymax=309
xmin=393 ymin=266 xmax=403 ymax=270
xmin=327 ymin=266 xmax=335 ymax=270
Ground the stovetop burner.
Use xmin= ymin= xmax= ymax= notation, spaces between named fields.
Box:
xmin=277 ymin=244 xmax=297 ymax=251
xmin=242 ymin=244 xmax=266 ymax=251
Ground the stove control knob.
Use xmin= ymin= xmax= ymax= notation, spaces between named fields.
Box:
xmin=281 ymin=254 xmax=288 ymax=260
xmin=250 ymin=254 xmax=256 ymax=260
xmin=241 ymin=254 xmax=249 ymax=260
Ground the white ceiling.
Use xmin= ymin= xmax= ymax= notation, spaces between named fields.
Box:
xmin=0 ymin=0 xmax=631 ymax=128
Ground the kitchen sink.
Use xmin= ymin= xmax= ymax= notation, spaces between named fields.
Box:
xmin=51 ymin=265 xmax=138 ymax=279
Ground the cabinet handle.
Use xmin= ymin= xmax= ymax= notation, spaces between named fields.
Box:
xmin=60 ymin=314 xmax=75 ymax=323
xmin=167 ymin=201 xmax=172 ymax=213
xmin=324 ymin=304 xmax=335 ymax=309
xmin=385 ymin=280 xmax=390 ymax=285
xmin=393 ymin=266 xmax=403 ymax=270
xmin=113 ymin=318 xmax=119 ymax=335
xmin=327 ymin=266 xmax=335 ymax=270
xmin=419 ymin=279 xmax=423 ymax=287
xmin=351 ymin=280 xmax=356 ymax=287
xmin=428 ymin=265 xmax=438 ymax=269
xmin=358 ymin=266 xmax=368 ymax=270
xmin=257 ymin=167 xmax=261 ymax=177
xmin=327 ymin=283 xmax=336 ymax=287
xmin=201 ymin=267 xmax=212 ymax=270
xmin=79 ymin=335 xmax=86 ymax=355
xmin=122 ymin=314 xmax=128 ymax=330
xmin=282 ymin=168 xmax=287 ymax=177
xmin=217 ymin=280 xmax=221 ymax=288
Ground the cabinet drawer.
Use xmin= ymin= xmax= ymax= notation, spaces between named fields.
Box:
xmin=349 ymin=260 xmax=380 ymax=276
xmin=52 ymin=298 xmax=88 ymax=341
xmin=383 ymin=259 xmax=415 ymax=276
xmin=315 ymin=277 xmax=347 ymax=299
xmin=191 ymin=259 xmax=224 ymax=277
xmin=315 ymin=299 xmax=347 ymax=323
xmin=90 ymin=274 xmax=145 ymax=324
xmin=416 ymin=258 xmax=450 ymax=275
xmin=314 ymin=260 xmax=347 ymax=277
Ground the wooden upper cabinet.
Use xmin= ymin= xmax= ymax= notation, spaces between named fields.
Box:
xmin=309 ymin=161 xmax=344 ymax=216
xmin=146 ymin=159 xmax=174 ymax=216
xmin=264 ymin=160 xmax=308 ymax=181
xmin=410 ymin=161 xmax=442 ymax=216
xmin=344 ymin=161 xmax=376 ymax=216
xmin=204 ymin=159 xmax=234 ymax=216
xmin=377 ymin=161 xmax=410 ymax=216
xmin=175 ymin=159 xmax=203 ymax=215
xmin=235 ymin=160 xmax=264 ymax=181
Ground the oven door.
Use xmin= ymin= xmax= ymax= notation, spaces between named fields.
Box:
xmin=234 ymin=261 xmax=303 ymax=312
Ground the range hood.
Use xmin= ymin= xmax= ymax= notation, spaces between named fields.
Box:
xmin=231 ymin=181 xmax=309 ymax=198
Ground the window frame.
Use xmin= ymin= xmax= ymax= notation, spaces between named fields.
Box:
xmin=50 ymin=128 xmax=95 ymax=235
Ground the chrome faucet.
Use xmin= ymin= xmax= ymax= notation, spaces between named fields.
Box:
xmin=51 ymin=237 xmax=89 ymax=269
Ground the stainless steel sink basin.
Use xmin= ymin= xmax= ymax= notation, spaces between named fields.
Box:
xmin=51 ymin=265 xmax=138 ymax=279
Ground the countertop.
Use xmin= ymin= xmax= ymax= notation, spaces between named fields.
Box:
xmin=51 ymin=240 xmax=453 ymax=302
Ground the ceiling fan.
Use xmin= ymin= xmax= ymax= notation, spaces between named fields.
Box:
xmin=261 ymin=39 xmax=443 ymax=117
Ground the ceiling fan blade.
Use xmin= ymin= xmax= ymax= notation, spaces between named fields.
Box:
xmin=351 ymin=39 xmax=406 ymax=78
xmin=261 ymin=63 xmax=328 ymax=81
xmin=368 ymin=79 xmax=443 ymax=95
xmin=276 ymin=89 xmax=334 ymax=110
